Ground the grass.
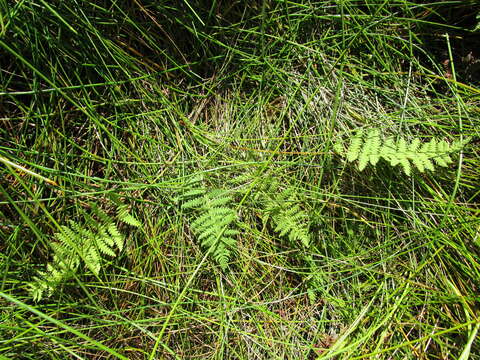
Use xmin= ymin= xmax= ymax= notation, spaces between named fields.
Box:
xmin=1 ymin=0 xmax=479 ymax=358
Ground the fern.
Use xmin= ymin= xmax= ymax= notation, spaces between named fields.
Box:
xmin=180 ymin=183 xmax=240 ymax=270
xmin=255 ymin=179 xmax=320 ymax=302
xmin=346 ymin=129 xmax=364 ymax=162
xmin=335 ymin=129 xmax=469 ymax=175
xmin=28 ymin=201 xmax=140 ymax=302
xmin=272 ymin=204 xmax=310 ymax=247
xmin=261 ymin=182 xmax=311 ymax=248
xmin=117 ymin=205 xmax=141 ymax=227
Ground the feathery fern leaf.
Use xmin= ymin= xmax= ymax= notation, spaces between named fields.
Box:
xmin=272 ymin=205 xmax=310 ymax=247
xmin=107 ymin=223 xmax=124 ymax=252
xmin=380 ymin=136 xmax=396 ymax=163
xmin=255 ymin=180 xmax=316 ymax=302
xmin=28 ymin=199 xmax=140 ymax=301
xmin=180 ymin=186 xmax=240 ymax=270
xmin=96 ymin=236 xmax=117 ymax=257
xmin=182 ymin=196 xmax=207 ymax=210
xmin=367 ymin=128 xmax=382 ymax=166
xmin=336 ymin=129 xmax=468 ymax=175
xmin=333 ymin=137 xmax=345 ymax=154
xmin=262 ymin=184 xmax=311 ymax=248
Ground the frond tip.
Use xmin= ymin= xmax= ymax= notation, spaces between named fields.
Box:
xmin=335 ymin=130 xmax=469 ymax=175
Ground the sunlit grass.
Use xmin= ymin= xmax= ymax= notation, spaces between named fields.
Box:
xmin=1 ymin=1 xmax=479 ymax=359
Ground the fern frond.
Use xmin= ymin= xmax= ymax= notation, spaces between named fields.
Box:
xmin=433 ymin=139 xmax=451 ymax=167
xmin=85 ymin=246 xmax=101 ymax=276
xmin=192 ymin=215 xmax=236 ymax=240
xmin=256 ymin=181 xmax=316 ymax=300
xmin=180 ymin=185 xmax=240 ymax=270
xmin=98 ymin=226 xmax=114 ymax=247
xmin=380 ymin=136 xmax=396 ymax=163
xmin=333 ymin=137 xmax=345 ymax=154
xmin=182 ymin=196 xmax=207 ymax=210
xmin=409 ymin=137 xmax=421 ymax=153
xmin=191 ymin=207 xmax=234 ymax=227
xmin=182 ymin=188 xmax=206 ymax=198
xmin=28 ymin=275 xmax=53 ymax=302
xmin=90 ymin=203 xmax=113 ymax=226
xmin=29 ymin=282 xmax=46 ymax=302
xmin=58 ymin=225 xmax=81 ymax=249
xmin=96 ymin=236 xmax=116 ymax=257
xmin=272 ymin=205 xmax=310 ymax=247
xmin=50 ymin=240 xmax=70 ymax=260
xmin=337 ymin=129 xmax=467 ymax=175
xmin=262 ymin=185 xmax=311 ymax=248
xmin=367 ymin=129 xmax=382 ymax=166
xmin=357 ymin=143 xmax=370 ymax=172
xmin=202 ymin=194 xmax=232 ymax=210
xmin=410 ymin=152 xmax=425 ymax=173
xmin=28 ymin=199 xmax=136 ymax=301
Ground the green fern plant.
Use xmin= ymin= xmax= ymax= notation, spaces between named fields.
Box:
xmin=255 ymin=179 xmax=322 ymax=302
xmin=28 ymin=201 xmax=140 ymax=302
xmin=180 ymin=182 xmax=240 ymax=270
xmin=261 ymin=181 xmax=311 ymax=248
xmin=334 ymin=129 xmax=469 ymax=175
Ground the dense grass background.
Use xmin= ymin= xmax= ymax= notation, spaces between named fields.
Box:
xmin=1 ymin=0 xmax=479 ymax=358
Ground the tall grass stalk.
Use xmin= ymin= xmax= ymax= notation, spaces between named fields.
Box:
xmin=1 ymin=1 xmax=479 ymax=358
